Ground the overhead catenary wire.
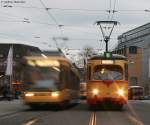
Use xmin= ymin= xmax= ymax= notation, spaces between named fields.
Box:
xmin=106 ymin=0 xmax=111 ymax=20
xmin=110 ymin=0 xmax=117 ymax=21
xmin=38 ymin=0 xmax=64 ymax=37
xmin=1 ymin=3 xmax=150 ymax=51
xmin=98 ymin=0 xmax=115 ymax=51
xmin=109 ymin=40 xmax=118 ymax=50
xmin=105 ymin=0 xmax=112 ymax=33
xmin=3 ymin=5 xmax=150 ymax=14
xmin=39 ymin=0 xmax=58 ymax=25
xmin=0 ymin=18 xmax=57 ymax=26
xmin=0 ymin=10 xmax=31 ymax=23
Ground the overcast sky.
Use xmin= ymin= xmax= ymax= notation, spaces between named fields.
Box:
xmin=0 ymin=0 xmax=150 ymax=50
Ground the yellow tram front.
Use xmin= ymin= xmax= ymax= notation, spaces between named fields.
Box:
xmin=86 ymin=53 xmax=128 ymax=108
xmin=21 ymin=56 xmax=80 ymax=108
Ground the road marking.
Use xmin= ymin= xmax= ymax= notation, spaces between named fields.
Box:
xmin=126 ymin=103 xmax=144 ymax=125
xmin=127 ymin=114 xmax=144 ymax=125
xmin=22 ymin=118 xmax=39 ymax=125
xmin=0 ymin=111 xmax=22 ymax=120
xmin=89 ymin=112 xmax=96 ymax=125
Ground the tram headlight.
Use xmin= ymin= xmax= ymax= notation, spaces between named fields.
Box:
xmin=118 ymin=89 xmax=124 ymax=96
xmin=25 ymin=93 xmax=35 ymax=97
xmin=51 ymin=92 xmax=59 ymax=97
xmin=92 ymin=89 xmax=99 ymax=95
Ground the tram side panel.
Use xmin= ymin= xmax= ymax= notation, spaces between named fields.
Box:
xmin=68 ymin=69 xmax=80 ymax=103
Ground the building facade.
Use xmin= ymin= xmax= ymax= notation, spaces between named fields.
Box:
xmin=113 ymin=22 xmax=150 ymax=94
xmin=0 ymin=43 xmax=41 ymax=88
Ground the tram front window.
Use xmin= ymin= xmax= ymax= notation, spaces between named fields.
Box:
xmin=93 ymin=65 xmax=123 ymax=80
xmin=27 ymin=66 xmax=60 ymax=91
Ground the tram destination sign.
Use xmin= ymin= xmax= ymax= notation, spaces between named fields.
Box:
xmin=104 ymin=52 xmax=112 ymax=58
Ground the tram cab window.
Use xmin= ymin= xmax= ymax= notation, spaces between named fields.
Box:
xmin=24 ymin=65 xmax=61 ymax=91
xmin=92 ymin=65 xmax=123 ymax=80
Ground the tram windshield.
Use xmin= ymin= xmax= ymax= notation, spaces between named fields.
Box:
xmin=26 ymin=66 xmax=60 ymax=91
xmin=92 ymin=65 xmax=123 ymax=80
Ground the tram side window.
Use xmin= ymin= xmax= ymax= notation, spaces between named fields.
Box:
xmin=60 ymin=65 xmax=69 ymax=89
xmin=69 ymin=71 xmax=79 ymax=90
xmin=129 ymin=46 xmax=137 ymax=54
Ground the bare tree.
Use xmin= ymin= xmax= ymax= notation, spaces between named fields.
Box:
xmin=82 ymin=45 xmax=95 ymax=58
xmin=80 ymin=45 xmax=95 ymax=66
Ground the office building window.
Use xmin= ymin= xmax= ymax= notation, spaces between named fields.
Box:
xmin=129 ymin=46 xmax=137 ymax=54
xmin=130 ymin=77 xmax=138 ymax=85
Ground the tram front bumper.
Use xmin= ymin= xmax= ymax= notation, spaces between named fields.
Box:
xmin=23 ymin=91 xmax=64 ymax=104
xmin=87 ymin=97 xmax=127 ymax=105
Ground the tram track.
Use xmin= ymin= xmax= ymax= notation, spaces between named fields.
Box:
xmin=0 ymin=102 xmax=146 ymax=125
xmin=22 ymin=117 xmax=39 ymax=125
xmin=89 ymin=112 xmax=96 ymax=125
xmin=88 ymin=105 xmax=144 ymax=125
xmin=22 ymin=107 xmax=143 ymax=125
xmin=22 ymin=111 xmax=89 ymax=125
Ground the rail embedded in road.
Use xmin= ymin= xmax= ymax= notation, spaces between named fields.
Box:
xmin=89 ymin=112 xmax=96 ymax=125
xmin=22 ymin=118 xmax=39 ymax=125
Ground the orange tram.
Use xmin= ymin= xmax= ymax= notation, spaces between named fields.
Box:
xmin=86 ymin=52 xmax=128 ymax=109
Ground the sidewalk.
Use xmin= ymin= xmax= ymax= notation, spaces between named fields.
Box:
xmin=141 ymin=100 xmax=150 ymax=103
xmin=0 ymin=99 xmax=27 ymax=116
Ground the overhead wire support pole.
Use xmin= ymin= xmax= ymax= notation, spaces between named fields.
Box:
xmin=99 ymin=23 xmax=105 ymax=39
xmin=95 ymin=21 xmax=119 ymax=52
xmin=108 ymin=23 xmax=115 ymax=38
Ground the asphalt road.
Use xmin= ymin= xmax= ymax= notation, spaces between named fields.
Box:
xmin=0 ymin=100 xmax=149 ymax=125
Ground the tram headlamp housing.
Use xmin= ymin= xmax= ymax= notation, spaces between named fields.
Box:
xmin=92 ymin=89 xmax=99 ymax=95
xmin=118 ymin=89 xmax=125 ymax=96
xmin=25 ymin=93 xmax=35 ymax=97
xmin=51 ymin=92 xmax=59 ymax=97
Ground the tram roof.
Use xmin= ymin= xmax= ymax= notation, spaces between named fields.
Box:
xmin=31 ymin=49 xmax=65 ymax=57
xmin=89 ymin=54 xmax=127 ymax=60
xmin=23 ymin=56 xmax=80 ymax=78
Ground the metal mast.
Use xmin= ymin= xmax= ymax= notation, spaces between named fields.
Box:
xmin=96 ymin=21 xmax=119 ymax=52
